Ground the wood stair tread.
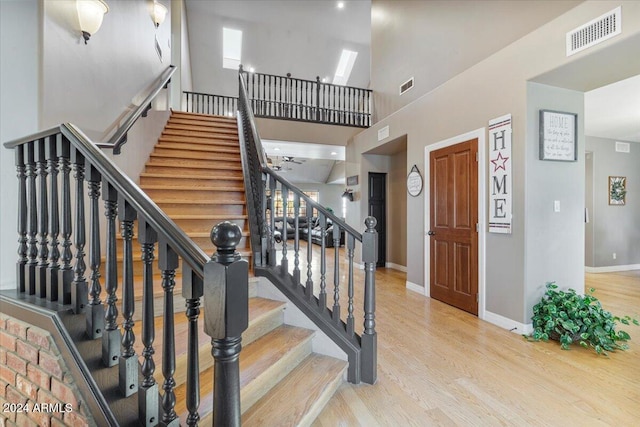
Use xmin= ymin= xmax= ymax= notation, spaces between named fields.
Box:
xmin=140 ymin=184 xmax=245 ymax=191
xmin=166 ymin=214 xmax=248 ymax=220
xmin=144 ymin=162 xmax=243 ymax=171
xmin=140 ymin=172 xmax=244 ymax=180
xmin=174 ymin=325 xmax=316 ymax=423
xmin=241 ymin=354 xmax=347 ymax=427
xmin=158 ymin=136 xmax=240 ymax=146
xmin=155 ymin=199 xmax=246 ymax=205
xmin=164 ymin=124 xmax=238 ymax=134
xmin=166 ymin=119 xmax=238 ymax=130
xmin=149 ymin=151 xmax=241 ymax=161
xmin=154 ymin=143 xmax=240 ymax=153
xmin=170 ymin=111 xmax=236 ymax=121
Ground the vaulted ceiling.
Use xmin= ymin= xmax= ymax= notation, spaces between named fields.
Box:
xmin=183 ymin=0 xmax=639 ymax=184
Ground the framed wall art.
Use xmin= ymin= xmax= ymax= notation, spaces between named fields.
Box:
xmin=609 ymin=176 xmax=626 ymax=205
xmin=539 ymin=110 xmax=577 ymax=161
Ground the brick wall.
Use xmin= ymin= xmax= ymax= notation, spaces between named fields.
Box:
xmin=0 ymin=313 xmax=95 ymax=427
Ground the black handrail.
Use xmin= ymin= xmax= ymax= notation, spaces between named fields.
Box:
xmin=236 ymin=70 xmax=378 ymax=385
xmin=98 ymin=65 xmax=176 ymax=154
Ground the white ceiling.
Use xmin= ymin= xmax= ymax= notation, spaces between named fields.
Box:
xmin=585 ymin=74 xmax=640 ymax=143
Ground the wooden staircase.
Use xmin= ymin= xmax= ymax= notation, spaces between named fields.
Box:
xmin=112 ymin=111 xmax=346 ymax=425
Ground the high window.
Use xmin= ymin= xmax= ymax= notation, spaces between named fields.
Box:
xmin=332 ymin=49 xmax=358 ymax=85
xmin=223 ymin=28 xmax=242 ymax=69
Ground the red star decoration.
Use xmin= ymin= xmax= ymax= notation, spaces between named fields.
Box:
xmin=491 ymin=152 xmax=509 ymax=172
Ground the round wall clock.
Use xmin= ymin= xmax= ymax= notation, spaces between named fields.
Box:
xmin=407 ymin=165 xmax=423 ymax=197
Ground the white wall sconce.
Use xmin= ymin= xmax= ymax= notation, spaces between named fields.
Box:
xmin=151 ymin=1 xmax=168 ymax=28
xmin=76 ymin=0 xmax=109 ymax=44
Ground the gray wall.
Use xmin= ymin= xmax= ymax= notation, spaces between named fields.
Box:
xmin=585 ymin=152 xmax=594 ymax=266
xmin=349 ymin=1 xmax=640 ymax=324
xmin=585 ymin=137 xmax=640 ymax=267
xmin=370 ymin=0 xmax=581 ymax=122
xmin=291 ymin=183 xmax=345 ymax=217
xmin=0 ymin=0 xmax=40 ymax=290
xmin=387 ymin=150 xmax=407 ymax=267
xmin=524 ymin=82 xmax=585 ymax=319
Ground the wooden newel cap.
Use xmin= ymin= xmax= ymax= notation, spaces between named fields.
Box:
xmin=365 ymin=216 xmax=377 ymax=232
xmin=211 ymin=221 xmax=242 ymax=256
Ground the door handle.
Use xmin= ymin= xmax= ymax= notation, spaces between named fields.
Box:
xmin=427 ymin=230 xmax=435 ymax=236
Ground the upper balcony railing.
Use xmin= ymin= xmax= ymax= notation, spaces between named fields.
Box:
xmin=184 ymin=65 xmax=372 ymax=128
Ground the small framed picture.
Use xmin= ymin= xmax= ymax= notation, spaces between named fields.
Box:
xmin=609 ymin=176 xmax=626 ymax=205
xmin=539 ymin=110 xmax=577 ymax=161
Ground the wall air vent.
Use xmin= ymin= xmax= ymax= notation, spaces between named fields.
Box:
xmin=399 ymin=77 xmax=414 ymax=95
xmin=615 ymin=141 xmax=630 ymax=153
xmin=566 ymin=6 xmax=621 ymax=57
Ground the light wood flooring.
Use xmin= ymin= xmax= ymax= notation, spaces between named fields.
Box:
xmin=306 ymin=264 xmax=640 ymax=426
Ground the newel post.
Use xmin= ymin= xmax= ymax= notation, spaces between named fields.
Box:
xmin=361 ymin=216 xmax=378 ymax=384
xmin=203 ymin=222 xmax=249 ymax=427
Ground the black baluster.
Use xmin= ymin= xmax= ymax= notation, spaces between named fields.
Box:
xmin=71 ymin=148 xmax=87 ymax=313
xmin=267 ymin=176 xmax=277 ymax=267
xmin=280 ymin=186 xmax=289 ymax=275
xmin=25 ymin=142 xmax=37 ymax=295
xmin=57 ymin=137 xmax=73 ymax=304
xmin=292 ymin=194 xmax=301 ymax=285
xmin=46 ymin=137 xmax=59 ymax=301
xmin=319 ymin=214 xmax=327 ymax=308
xmin=138 ymin=217 xmax=158 ymax=427
xmin=305 ymin=207 xmax=314 ymax=300
xmin=118 ymin=197 xmax=138 ymax=397
xmin=346 ymin=234 xmax=355 ymax=336
xmin=35 ymin=139 xmax=49 ymax=298
xmin=362 ymin=217 xmax=378 ymax=384
xmin=204 ymin=222 xmax=249 ymax=427
xmin=159 ymin=240 xmax=179 ymax=427
xmin=332 ymin=222 xmax=341 ymax=323
xmin=183 ymin=265 xmax=203 ymax=427
xmin=86 ymin=165 xmax=103 ymax=339
xmin=315 ymin=76 xmax=321 ymax=122
xmin=102 ymin=181 xmax=120 ymax=367
xmin=15 ymin=145 xmax=27 ymax=293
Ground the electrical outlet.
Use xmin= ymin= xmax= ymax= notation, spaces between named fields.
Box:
xmin=554 ymin=200 xmax=561 ymax=212
xmin=613 ymin=253 xmax=617 ymax=260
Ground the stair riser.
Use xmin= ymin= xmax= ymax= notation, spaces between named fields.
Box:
xmin=140 ymin=176 xmax=244 ymax=188
xmin=159 ymin=204 xmax=247 ymax=217
xmin=158 ymin=136 xmax=239 ymax=147
xmin=142 ymin=188 xmax=246 ymax=202
xmin=170 ymin=219 xmax=244 ymax=233
xmin=162 ymin=129 xmax=238 ymax=140
xmin=152 ymin=149 xmax=241 ymax=161
xmin=143 ymin=164 xmax=243 ymax=176
xmin=155 ymin=142 xmax=240 ymax=153
xmin=165 ymin=124 xmax=238 ymax=135
xmin=140 ymin=176 xmax=244 ymax=192
xmin=166 ymin=119 xmax=238 ymax=131
xmin=148 ymin=156 xmax=241 ymax=169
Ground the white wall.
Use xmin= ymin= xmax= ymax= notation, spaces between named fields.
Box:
xmin=0 ymin=0 xmax=40 ymax=290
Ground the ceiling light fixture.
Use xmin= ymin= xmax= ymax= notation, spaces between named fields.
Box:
xmin=76 ymin=0 xmax=109 ymax=44
xmin=330 ymin=151 xmax=337 ymax=156
xmin=248 ymin=66 xmax=255 ymax=73
xmin=337 ymin=1 xmax=345 ymax=9
xmin=274 ymin=147 xmax=280 ymax=151
xmin=151 ymin=1 xmax=168 ymax=28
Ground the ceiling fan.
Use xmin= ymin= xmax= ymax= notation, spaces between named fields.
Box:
xmin=272 ymin=164 xmax=292 ymax=172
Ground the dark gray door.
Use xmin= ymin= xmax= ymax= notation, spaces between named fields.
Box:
xmin=368 ymin=172 xmax=386 ymax=267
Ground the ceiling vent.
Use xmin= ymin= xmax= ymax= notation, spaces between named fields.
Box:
xmin=615 ymin=141 xmax=630 ymax=153
xmin=399 ymin=77 xmax=414 ymax=95
xmin=566 ymin=6 xmax=621 ymax=57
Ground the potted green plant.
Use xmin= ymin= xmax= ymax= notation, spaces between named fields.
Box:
xmin=526 ymin=282 xmax=638 ymax=355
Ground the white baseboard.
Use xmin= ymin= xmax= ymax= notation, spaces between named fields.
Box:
xmin=483 ymin=310 xmax=533 ymax=335
xmin=405 ymin=281 xmax=424 ymax=294
xmin=585 ymin=264 xmax=640 ymax=273
xmin=386 ymin=262 xmax=407 ymax=272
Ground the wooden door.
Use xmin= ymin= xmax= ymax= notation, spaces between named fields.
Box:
xmin=429 ymin=139 xmax=478 ymax=315
xmin=368 ymin=172 xmax=386 ymax=267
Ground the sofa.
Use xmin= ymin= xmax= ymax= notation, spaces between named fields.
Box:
xmin=273 ymin=216 xmax=345 ymax=247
